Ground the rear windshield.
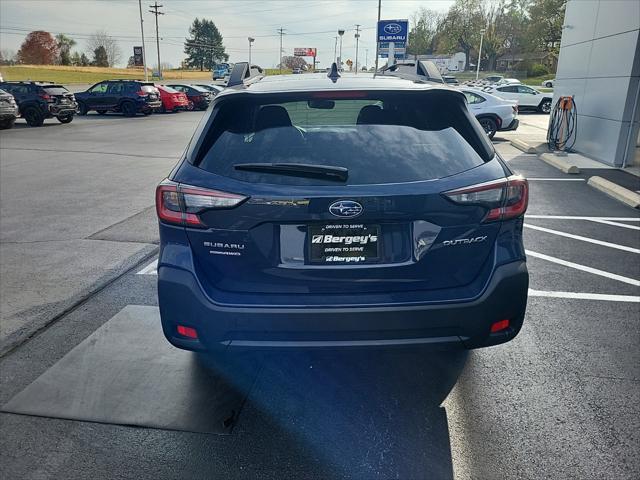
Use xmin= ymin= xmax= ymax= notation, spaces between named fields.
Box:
xmin=140 ymin=85 xmax=157 ymax=93
xmin=191 ymin=85 xmax=209 ymax=93
xmin=193 ymin=91 xmax=492 ymax=186
xmin=42 ymin=86 xmax=69 ymax=95
xmin=160 ymin=86 xmax=179 ymax=93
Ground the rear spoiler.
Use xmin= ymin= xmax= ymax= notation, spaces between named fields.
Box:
xmin=378 ymin=60 xmax=444 ymax=84
xmin=227 ymin=62 xmax=264 ymax=88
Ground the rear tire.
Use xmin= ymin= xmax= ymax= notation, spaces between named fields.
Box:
xmin=539 ymin=99 xmax=552 ymax=114
xmin=0 ymin=118 xmax=16 ymax=129
xmin=121 ymin=101 xmax=137 ymax=117
xmin=186 ymin=101 xmax=194 ymax=111
xmin=142 ymin=109 xmax=152 ymax=116
xmin=77 ymin=101 xmax=88 ymax=116
xmin=478 ymin=117 xmax=498 ymax=139
xmin=56 ymin=114 xmax=74 ymax=124
xmin=23 ymin=107 xmax=45 ymax=127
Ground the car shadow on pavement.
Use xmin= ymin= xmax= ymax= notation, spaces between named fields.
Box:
xmin=205 ymin=348 xmax=468 ymax=479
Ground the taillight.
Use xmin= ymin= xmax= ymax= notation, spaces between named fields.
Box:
xmin=443 ymin=175 xmax=528 ymax=222
xmin=39 ymin=93 xmax=52 ymax=102
xmin=136 ymin=90 xmax=148 ymax=97
xmin=155 ymin=179 xmax=247 ymax=227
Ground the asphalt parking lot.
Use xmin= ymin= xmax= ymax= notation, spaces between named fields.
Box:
xmin=1 ymin=112 xmax=638 ymax=479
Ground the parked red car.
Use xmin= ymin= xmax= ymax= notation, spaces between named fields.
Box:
xmin=156 ymin=85 xmax=189 ymax=113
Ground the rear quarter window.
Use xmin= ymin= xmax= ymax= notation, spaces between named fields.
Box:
xmin=193 ymin=90 xmax=493 ymax=186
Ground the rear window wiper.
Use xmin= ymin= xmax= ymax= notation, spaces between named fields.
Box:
xmin=234 ymin=163 xmax=348 ymax=182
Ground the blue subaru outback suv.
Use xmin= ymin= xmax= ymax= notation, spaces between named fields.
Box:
xmin=156 ymin=63 xmax=529 ymax=354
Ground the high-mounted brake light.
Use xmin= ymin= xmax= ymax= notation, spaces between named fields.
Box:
xmin=156 ymin=179 xmax=247 ymax=227
xmin=443 ymin=175 xmax=528 ymax=222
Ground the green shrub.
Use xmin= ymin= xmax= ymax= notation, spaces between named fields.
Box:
xmin=528 ymin=63 xmax=548 ymax=77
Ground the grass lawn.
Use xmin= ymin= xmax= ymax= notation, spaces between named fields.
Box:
xmin=0 ymin=65 xmax=213 ymax=84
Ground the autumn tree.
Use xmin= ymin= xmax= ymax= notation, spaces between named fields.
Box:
xmin=438 ymin=0 xmax=484 ymax=70
xmin=280 ymin=56 xmax=307 ymax=70
xmin=526 ymin=0 xmax=566 ymax=54
xmin=407 ymin=8 xmax=442 ymax=56
xmin=17 ymin=31 xmax=59 ymax=64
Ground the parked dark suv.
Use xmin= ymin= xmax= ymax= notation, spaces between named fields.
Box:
xmin=156 ymin=63 xmax=529 ymax=358
xmin=0 ymin=81 xmax=76 ymax=127
xmin=75 ymin=80 xmax=161 ymax=116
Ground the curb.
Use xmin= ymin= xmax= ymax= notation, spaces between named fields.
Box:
xmin=539 ymin=152 xmax=580 ymax=174
xmin=510 ymin=139 xmax=538 ymax=154
xmin=588 ymin=176 xmax=640 ymax=209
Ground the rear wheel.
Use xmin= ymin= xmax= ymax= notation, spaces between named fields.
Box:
xmin=121 ymin=101 xmax=137 ymax=117
xmin=478 ymin=117 xmax=498 ymax=139
xmin=77 ymin=101 xmax=88 ymax=116
xmin=96 ymin=109 xmax=107 ymax=115
xmin=56 ymin=114 xmax=74 ymax=124
xmin=23 ymin=107 xmax=45 ymax=127
xmin=186 ymin=100 xmax=194 ymax=111
xmin=142 ymin=109 xmax=152 ymax=116
xmin=0 ymin=118 xmax=16 ymax=130
xmin=539 ymin=99 xmax=552 ymax=114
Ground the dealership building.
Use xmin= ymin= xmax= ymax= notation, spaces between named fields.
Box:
xmin=553 ymin=0 xmax=639 ymax=168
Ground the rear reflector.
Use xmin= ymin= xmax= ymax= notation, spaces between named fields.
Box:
xmin=156 ymin=179 xmax=247 ymax=227
xmin=490 ymin=319 xmax=510 ymax=333
xmin=443 ymin=175 xmax=528 ymax=222
xmin=177 ymin=325 xmax=198 ymax=339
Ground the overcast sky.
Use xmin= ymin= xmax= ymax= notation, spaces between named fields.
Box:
xmin=0 ymin=0 xmax=454 ymax=69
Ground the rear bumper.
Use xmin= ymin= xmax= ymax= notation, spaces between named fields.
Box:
xmin=500 ymin=118 xmax=519 ymax=132
xmin=48 ymin=103 xmax=76 ymax=116
xmin=158 ymin=260 xmax=529 ymax=352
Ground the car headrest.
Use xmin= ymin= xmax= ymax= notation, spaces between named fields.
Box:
xmin=356 ymin=105 xmax=384 ymax=125
xmin=256 ymin=105 xmax=292 ymax=130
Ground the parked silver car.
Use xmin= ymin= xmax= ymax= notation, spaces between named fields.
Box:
xmin=0 ymin=88 xmax=19 ymax=130
xmin=461 ymin=88 xmax=519 ymax=138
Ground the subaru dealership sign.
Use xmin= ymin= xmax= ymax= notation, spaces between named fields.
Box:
xmin=377 ymin=20 xmax=408 ymax=43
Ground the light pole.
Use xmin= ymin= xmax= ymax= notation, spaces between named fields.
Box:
xmin=476 ymin=28 xmax=486 ymax=80
xmin=138 ymin=0 xmax=148 ymax=81
xmin=338 ymin=29 xmax=345 ymax=71
xmin=334 ymin=36 xmax=338 ymax=64
xmin=354 ymin=24 xmax=361 ymax=74
xmin=248 ymin=37 xmax=254 ymax=67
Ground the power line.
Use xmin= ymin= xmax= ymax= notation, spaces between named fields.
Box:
xmin=148 ymin=2 xmax=164 ymax=78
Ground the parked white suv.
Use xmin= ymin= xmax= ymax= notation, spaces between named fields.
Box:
xmin=484 ymin=84 xmax=553 ymax=113
xmin=461 ymin=88 xmax=519 ymax=138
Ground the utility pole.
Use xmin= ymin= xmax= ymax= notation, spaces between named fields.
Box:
xmin=149 ymin=2 xmax=164 ymax=79
xmin=374 ymin=0 xmax=381 ymax=74
xmin=333 ymin=36 xmax=338 ymax=64
xmin=138 ymin=0 xmax=148 ymax=81
xmin=476 ymin=28 xmax=485 ymax=80
xmin=365 ymin=49 xmax=368 ymax=71
xmin=277 ymin=27 xmax=286 ymax=73
xmin=354 ymin=24 xmax=361 ymax=74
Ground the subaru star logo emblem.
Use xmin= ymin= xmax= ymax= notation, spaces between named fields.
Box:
xmin=329 ymin=200 xmax=363 ymax=218
xmin=384 ymin=23 xmax=402 ymax=35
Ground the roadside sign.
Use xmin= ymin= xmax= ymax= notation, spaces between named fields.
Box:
xmin=294 ymin=48 xmax=317 ymax=57
xmin=377 ymin=20 xmax=408 ymax=43
xmin=133 ymin=46 xmax=144 ymax=67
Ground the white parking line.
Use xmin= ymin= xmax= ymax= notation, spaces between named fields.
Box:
xmin=136 ymin=259 xmax=158 ymax=275
xmin=524 ymin=224 xmax=640 ymax=254
xmin=526 ymin=215 xmax=640 ymax=221
xmin=587 ymin=219 xmax=640 ymax=231
xmin=525 ymin=250 xmax=640 ymax=286
xmin=526 ymin=178 xmax=585 ymax=181
xmin=528 ymin=289 xmax=640 ymax=302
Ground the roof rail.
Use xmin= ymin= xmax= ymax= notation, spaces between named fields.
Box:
xmin=378 ymin=60 xmax=444 ymax=84
xmin=227 ymin=62 xmax=264 ymax=87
